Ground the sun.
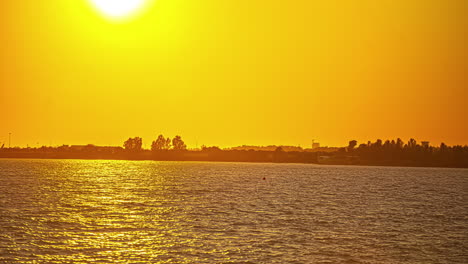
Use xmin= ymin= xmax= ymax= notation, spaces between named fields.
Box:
xmin=89 ymin=0 xmax=149 ymax=20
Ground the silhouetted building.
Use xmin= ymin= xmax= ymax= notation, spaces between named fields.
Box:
xmin=312 ymin=142 xmax=320 ymax=149
xmin=421 ymin=141 xmax=430 ymax=148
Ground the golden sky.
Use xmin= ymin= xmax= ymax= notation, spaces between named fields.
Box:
xmin=1 ymin=0 xmax=467 ymax=148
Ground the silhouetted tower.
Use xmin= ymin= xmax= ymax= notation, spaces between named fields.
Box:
xmin=9 ymin=133 xmax=11 ymax=148
xmin=311 ymin=139 xmax=320 ymax=149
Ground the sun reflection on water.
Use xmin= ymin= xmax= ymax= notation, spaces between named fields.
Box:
xmin=23 ymin=160 xmax=198 ymax=263
xmin=0 ymin=160 xmax=467 ymax=263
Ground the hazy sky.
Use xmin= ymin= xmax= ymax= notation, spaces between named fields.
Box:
xmin=1 ymin=0 xmax=467 ymax=148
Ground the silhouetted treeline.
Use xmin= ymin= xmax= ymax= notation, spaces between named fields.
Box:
xmin=0 ymin=136 xmax=467 ymax=168
xmin=342 ymin=138 xmax=468 ymax=168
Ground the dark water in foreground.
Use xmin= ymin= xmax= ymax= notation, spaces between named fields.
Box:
xmin=0 ymin=159 xmax=466 ymax=263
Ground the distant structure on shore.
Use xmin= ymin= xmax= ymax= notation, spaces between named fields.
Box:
xmin=311 ymin=139 xmax=320 ymax=149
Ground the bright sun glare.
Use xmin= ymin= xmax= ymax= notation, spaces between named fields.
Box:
xmin=90 ymin=0 xmax=148 ymax=20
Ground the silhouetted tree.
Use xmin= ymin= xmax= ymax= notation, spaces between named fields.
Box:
xmin=172 ymin=136 xmax=187 ymax=150
xmin=152 ymin=134 xmax=171 ymax=151
xmin=407 ymin=138 xmax=417 ymax=149
xmin=374 ymin=139 xmax=383 ymax=148
xmin=348 ymin=140 xmax=357 ymax=151
xmin=383 ymin=140 xmax=391 ymax=148
xmin=165 ymin=137 xmax=171 ymax=149
xmin=396 ymin=138 xmax=404 ymax=149
xmin=124 ymin=137 xmax=142 ymax=152
xmin=440 ymin=142 xmax=447 ymax=151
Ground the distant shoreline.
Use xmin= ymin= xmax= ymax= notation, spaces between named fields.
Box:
xmin=1 ymin=137 xmax=467 ymax=168
xmin=1 ymin=151 xmax=467 ymax=169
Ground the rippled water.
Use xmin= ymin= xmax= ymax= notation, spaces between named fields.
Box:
xmin=0 ymin=159 xmax=466 ymax=263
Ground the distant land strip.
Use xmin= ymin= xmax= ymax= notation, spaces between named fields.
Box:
xmin=1 ymin=136 xmax=467 ymax=168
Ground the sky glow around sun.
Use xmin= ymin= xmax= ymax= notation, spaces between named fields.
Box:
xmin=89 ymin=0 xmax=148 ymax=20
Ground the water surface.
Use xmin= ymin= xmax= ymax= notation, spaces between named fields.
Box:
xmin=0 ymin=159 xmax=467 ymax=263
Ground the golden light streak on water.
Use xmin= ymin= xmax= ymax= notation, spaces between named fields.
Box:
xmin=0 ymin=159 xmax=467 ymax=263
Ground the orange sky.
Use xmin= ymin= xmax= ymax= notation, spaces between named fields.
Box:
xmin=1 ymin=0 xmax=467 ymax=148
